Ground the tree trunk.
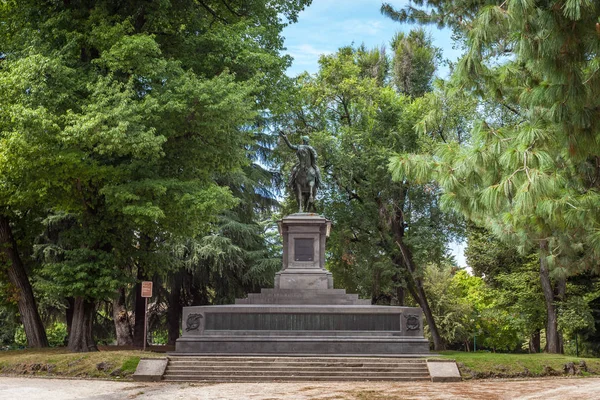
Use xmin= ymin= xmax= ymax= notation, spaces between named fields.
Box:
xmin=391 ymin=272 xmax=406 ymax=306
xmin=112 ymin=287 xmax=133 ymax=346
xmin=65 ymin=297 xmax=75 ymax=338
xmin=133 ymin=269 xmax=148 ymax=347
xmin=396 ymin=245 xmax=445 ymax=351
xmin=396 ymin=286 xmax=406 ymax=306
xmin=529 ymin=329 xmax=541 ymax=353
xmin=556 ymin=274 xmax=566 ymax=354
xmin=405 ymin=268 xmax=445 ymax=350
xmin=67 ymin=296 xmax=97 ymax=352
xmin=167 ymin=271 xmax=183 ymax=345
xmin=378 ymin=188 xmax=445 ymax=351
xmin=539 ymin=240 xmax=562 ymax=354
xmin=0 ymin=214 xmax=48 ymax=348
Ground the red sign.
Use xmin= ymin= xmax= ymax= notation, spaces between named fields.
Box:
xmin=141 ymin=281 xmax=153 ymax=298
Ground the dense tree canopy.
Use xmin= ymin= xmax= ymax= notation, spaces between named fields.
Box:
xmin=387 ymin=0 xmax=600 ymax=353
xmin=0 ymin=0 xmax=309 ymax=351
xmin=274 ymin=32 xmax=466 ymax=350
xmin=1 ymin=0 xmax=598 ymax=357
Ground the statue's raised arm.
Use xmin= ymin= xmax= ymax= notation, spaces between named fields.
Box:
xmin=279 ymin=131 xmax=298 ymax=151
xmin=278 ymin=131 xmax=320 ymax=213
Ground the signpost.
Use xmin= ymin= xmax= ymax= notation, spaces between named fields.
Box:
xmin=141 ymin=281 xmax=153 ymax=351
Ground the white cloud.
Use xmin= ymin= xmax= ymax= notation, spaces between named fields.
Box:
xmin=342 ymin=19 xmax=384 ymax=36
xmin=285 ymin=44 xmax=333 ymax=66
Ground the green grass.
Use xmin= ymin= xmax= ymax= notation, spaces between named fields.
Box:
xmin=434 ymin=351 xmax=600 ymax=379
xmin=0 ymin=348 xmax=163 ymax=379
xmin=2 ymin=348 xmax=599 ymax=381
xmin=120 ymin=356 xmax=141 ymax=374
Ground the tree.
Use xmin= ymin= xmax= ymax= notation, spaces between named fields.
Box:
xmin=464 ymin=223 xmax=524 ymax=285
xmin=386 ymin=0 xmax=600 ymax=353
xmin=390 ymin=29 xmax=439 ymax=98
xmin=278 ymin=36 xmax=460 ymax=350
xmin=0 ymin=0 xmax=310 ymax=351
xmin=0 ymin=215 xmax=48 ymax=348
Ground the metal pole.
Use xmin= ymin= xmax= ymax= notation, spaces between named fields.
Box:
xmin=143 ymin=297 xmax=148 ymax=352
xmin=576 ymin=334 xmax=579 ymax=357
xmin=474 ymin=334 xmax=476 ymax=352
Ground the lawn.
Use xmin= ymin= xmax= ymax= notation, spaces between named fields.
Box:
xmin=1 ymin=347 xmax=599 ymax=380
xmin=436 ymin=351 xmax=600 ymax=379
xmin=0 ymin=347 xmax=164 ymax=379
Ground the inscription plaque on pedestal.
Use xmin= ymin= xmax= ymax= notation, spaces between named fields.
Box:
xmin=294 ymin=238 xmax=314 ymax=261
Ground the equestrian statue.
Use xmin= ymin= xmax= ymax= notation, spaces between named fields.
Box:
xmin=279 ymin=131 xmax=322 ymax=213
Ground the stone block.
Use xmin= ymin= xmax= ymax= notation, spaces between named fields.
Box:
xmin=133 ymin=358 xmax=168 ymax=382
xmin=427 ymin=360 xmax=461 ymax=382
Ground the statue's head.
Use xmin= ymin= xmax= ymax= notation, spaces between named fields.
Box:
xmin=301 ymin=135 xmax=310 ymax=144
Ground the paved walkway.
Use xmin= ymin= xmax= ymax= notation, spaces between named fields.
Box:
xmin=1 ymin=376 xmax=600 ymax=400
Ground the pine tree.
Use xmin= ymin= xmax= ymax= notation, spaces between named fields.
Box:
xmin=386 ymin=0 xmax=600 ymax=354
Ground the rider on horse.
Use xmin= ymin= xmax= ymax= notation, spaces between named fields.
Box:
xmin=279 ymin=131 xmax=322 ymax=213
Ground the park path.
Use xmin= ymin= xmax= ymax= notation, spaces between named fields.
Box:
xmin=1 ymin=376 xmax=600 ymax=400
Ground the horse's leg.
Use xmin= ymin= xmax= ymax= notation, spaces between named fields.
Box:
xmin=297 ymin=184 xmax=303 ymax=213
xmin=308 ymin=181 xmax=315 ymax=203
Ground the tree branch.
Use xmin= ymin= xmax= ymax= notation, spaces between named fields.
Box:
xmin=220 ymin=0 xmax=242 ymax=17
xmin=198 ymin=0 xmax=228 ymax=24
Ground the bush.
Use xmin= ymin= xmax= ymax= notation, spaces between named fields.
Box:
xmin=13 ymin=326 xmax=27 ymax=347
xmin=13 ymin=322 xmax=68 ymax=348
xmin=47 ymin=322 xmax=67 ymax=347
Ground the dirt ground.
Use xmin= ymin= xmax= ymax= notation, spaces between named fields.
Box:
xmin=1 ymin=376 xmax=600 ymax=400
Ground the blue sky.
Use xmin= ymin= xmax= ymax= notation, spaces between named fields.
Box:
xmin=281 ymin=0 xmax=464 ymax=78
xmin=281 ymin=1 xmax=468 ymax=268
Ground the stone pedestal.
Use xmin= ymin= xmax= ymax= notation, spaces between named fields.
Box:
xmin=275 ymin=214 xmax=333 ymax=290
xmin=175 ymin=213 xmax=430 ymax=355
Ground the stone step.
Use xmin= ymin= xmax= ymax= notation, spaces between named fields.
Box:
xmin=163 ymin=375 xmax=431 ymax=382
xmin=167 ymin=364 xmax=427 ymax=369
xmin=162 ymin=356 xmax=430 ymax=382
xmin=235 ymin=288 xmax=372 ymax=305
xmin=166 ymin=363 xmax=428 ymax=368
xmin=167 ymin=356 xmax=427 ymax=363
xmin=168 ymin=359 xmax=427 ymax=364
xmin=260 ymin=289 xmax=349 ymax=295
xmin=167 ymin=363 xmax=426 ymax=369
xmin=166 ymin=366 xmax=429 ymax=373
xmin=165 ymin=369 xmax=428 ymax=376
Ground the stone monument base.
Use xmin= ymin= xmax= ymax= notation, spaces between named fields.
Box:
xmin=175 ymin=304 xmax=429 ymax=355
xmin=174 ymin=213 xmax=431 ymax=356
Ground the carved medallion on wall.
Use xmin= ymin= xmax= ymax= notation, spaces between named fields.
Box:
xmin=404 ymin=314 xmax=420 ymax=331
xmin=186 ymin=313 xmax=204 ymax=332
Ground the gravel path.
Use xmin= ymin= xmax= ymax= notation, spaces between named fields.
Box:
xmin=1 ymin=376 xmax=600 ymax=400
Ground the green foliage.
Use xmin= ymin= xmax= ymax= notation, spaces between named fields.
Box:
xmin=423 ymin=266 xmax=476 ymax=346
xmin=13 ymin=326 xmax=27 ymax=348
xmin=390 ymin=29 xmax=441 ymax=97
xmin=465 ymin=223 xmax=525 ymax=285
xmin=387 ymin=0 xmax=600 ymax=274
xmin=13 ymin=322 xmax=67 ymax=348
xmin=150 ymin=330 xmax=168 ymax=346
xmin=278 ymin=33 xmax=463 ymax=335
xmin=46 ymin=323 xmax=68 ymax=347
xmin=423 ymin=260 xmax=544 ymax=352
xmin=0 ymin=0 xmax=311 ymax=349
xmin=386 ymin=0 xmax=600 ymax=353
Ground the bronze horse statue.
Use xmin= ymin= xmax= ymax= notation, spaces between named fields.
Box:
xmin=279 ymin=131 xmax=322 ymax=213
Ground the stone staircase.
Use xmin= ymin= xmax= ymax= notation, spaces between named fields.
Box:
xmin=162 ymin=356 xmax=431 ymax=382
